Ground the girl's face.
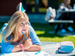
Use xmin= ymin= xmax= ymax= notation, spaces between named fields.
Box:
xmin=65 ymin=0 xmax=71 ymax=6
xmin=17 ymin=18 xmax=29 ymax=35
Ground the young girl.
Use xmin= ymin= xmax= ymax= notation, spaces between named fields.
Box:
xmin=1 ymin=11 xmax=41 ymax=53
xmin=55 ymin=0 xmax=73 ymax=33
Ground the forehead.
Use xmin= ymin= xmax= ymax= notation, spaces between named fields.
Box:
xmin=18 ymin=18 xmax=28 ymax=23
xmin=64 ymin=0 xmax=70 ymax=2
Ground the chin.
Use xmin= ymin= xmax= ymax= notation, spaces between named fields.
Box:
xmin=23 ymin=31 xmax=26 ymax=33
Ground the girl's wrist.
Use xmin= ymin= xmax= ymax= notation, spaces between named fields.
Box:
xmin=20 ymin=44 xmax=24 ymax=51
xmin=24 ymin=45 xmax=32 ymax=50
xmin=24 ymin=47 xmax=30 ymax=50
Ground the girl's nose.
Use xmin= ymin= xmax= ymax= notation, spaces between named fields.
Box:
xmin=23 ymin=25 xmax=26 ymax=28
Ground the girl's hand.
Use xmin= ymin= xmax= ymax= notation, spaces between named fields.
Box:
xmin=23 ymin=38 xmax=32 ymax=50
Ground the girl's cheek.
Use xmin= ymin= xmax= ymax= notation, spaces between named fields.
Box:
xmin=18 ymin=27 xmax=22 ymax=32
xmin=19 ymin=29 xmax=22 ymax=34
xmin=26 ymin=25 xmax=28 ymax=28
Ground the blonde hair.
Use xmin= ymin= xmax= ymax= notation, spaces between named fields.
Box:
xmin=2 ymin=11 xmax=30 ymax=43
xmin=64 ymin=0 xmax=70 ymax=3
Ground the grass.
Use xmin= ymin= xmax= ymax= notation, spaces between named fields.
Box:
xmin=0 ymin=22 xmax=75 ymax=47
xmin=0 ymin=22 xmax=5 ymax=42
xmin=30 ymin=23 xmax=75 ymax=47
xmin=0 ymin=36 xmax=1 ymax=42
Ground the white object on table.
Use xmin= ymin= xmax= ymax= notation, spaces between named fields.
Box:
xmin=3 ymin=51 xmax=52 ymax=56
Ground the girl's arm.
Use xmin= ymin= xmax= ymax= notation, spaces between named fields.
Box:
xmin=11 ymin=45 xmax=22 ymax=52
xmin=25 ymin=45 xmax=41 ymax=51
xmin=23 ymin=38 xmax=41 ymax=51
xmin=1 ymin=40 xmax=22 ymax=53
xmin=24 ymin=25 xmax=41 ymax=51
xmin=29 ymin=25 xmax=41 ymax=45
xmin=1 ymin=41 xmax=14 ymax=53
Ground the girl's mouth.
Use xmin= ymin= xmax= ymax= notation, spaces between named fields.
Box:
xmin=22 ymin=29 xmax=26 ymax=31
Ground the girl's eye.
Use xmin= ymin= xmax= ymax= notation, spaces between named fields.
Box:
xmin=21 ymin=23 xmax=23 ymax=25
xmin=26 ymin=22 xmax=28 ymax=25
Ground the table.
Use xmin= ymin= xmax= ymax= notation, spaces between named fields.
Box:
xmin=48 ymin=20 xmax=73 ymax=24
xmin=0 ymin=51 xmax=53 ymax=56
xmin=49 ymin=9 xmax=75 ymax=33
xmin=0 ymin=42 xmax=75 ymax=56
xmin=49 ymin=10 xmax=75 ymax=24
xmin=41 ymin=42 xmax=75 ymax=56
xmin=58 ymin=9 xmax=75 ymax=13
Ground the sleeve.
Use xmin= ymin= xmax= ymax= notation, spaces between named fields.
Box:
xmin=57 ymin=3 xmax=65 ymax=19
xmin=1 ymin=30 xmax=14 ymax=53
xmin=58 ymin=3 xmax=66 ymax=11
xmin=69 ymin=6 xmax=72 ymax=9
xmin=29 ymin=25 xmax=41 ymax=46
xmin=1 ymin=40 xmax=14 ymax=53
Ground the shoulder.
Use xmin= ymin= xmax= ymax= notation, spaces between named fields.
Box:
xmin=60 ymin=3 xmax=65 ymax=7
xmin=28 ymin=25 xmax=35 ymax=34
xmin=60 ymin=3 xmax=64 ymax=6
xmin=58 ymin=3 xmax=65 ymax=10
xmin=2 ymin=29 xmax=7 ymax=36
xmin=2 ymin=29 xmax=12 ymax=40
xmin=29 ymin=25 xmax=32 ymax=30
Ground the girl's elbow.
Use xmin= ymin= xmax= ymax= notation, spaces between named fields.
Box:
xmin=38 ymin=46 xmax=41 ymax=51
xmin=1 ymin=47 xmax=11 ymax=53
xmin=1 ymin=48 xmax=6 ymax=53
